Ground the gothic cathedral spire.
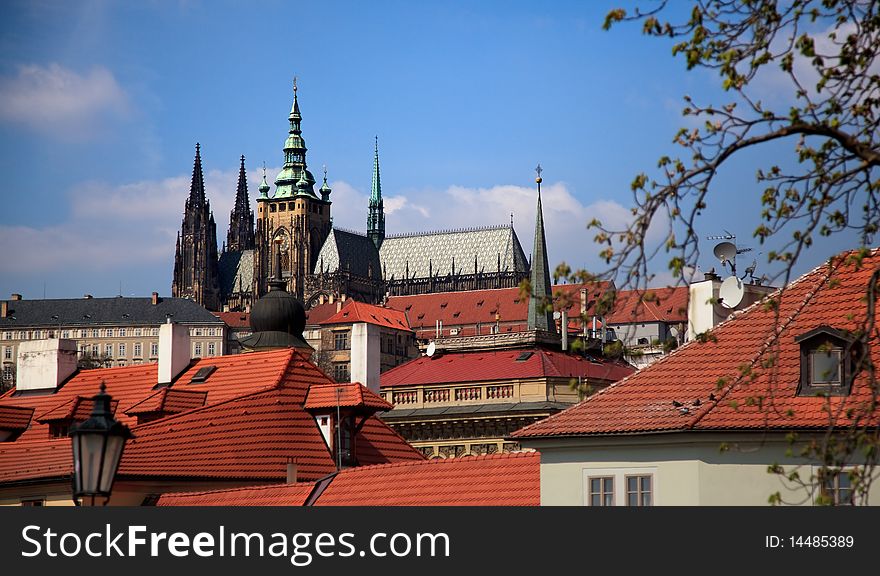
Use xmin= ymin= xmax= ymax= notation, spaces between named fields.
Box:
xmin=367 ymin=136 xmax=385 ymax=249
xmin=527 ymin=164 xmax=555 ymax=333
xmin=172 ymin=143 xmax=221 ymax=311
xmin=226 ymin=155 xmax=255 ymax=252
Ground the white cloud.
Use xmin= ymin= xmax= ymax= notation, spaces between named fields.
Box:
xmin=0 ymin=63 xmax=129 ymax=137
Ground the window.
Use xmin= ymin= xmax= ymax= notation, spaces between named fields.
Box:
xmin=626 ymin=475 xmax=653 ymax=506
xmin=810 ymin=350 xmax=841 ymax=384
xmin=194 ymin=342 xmax=202 ymax=357
xmin=135 ymin=328 xmax=143 ymax=337
xmin=150 ymin=342 xmax=159 ymax=357
xmin=133 ymin=343 xmax=142 ymax=358
xmin=207 ymin=342 xmax=216 ymax=356
xmin=119 ymin=328 xmax=126 ymax=337
xmin=3 ymin=332 xmax=10 ymax=340
xmin=3 ymin=347 xmax=10 ymax=360
xmin=821 ymin=471 xmax=854 ymax=505
xmin=334 ymin=332 xmax=349 ymax=350
xmin=333 ymin=362 xmax=350 ymax=383
xmin=91 ymin=344 xmax=99 ymax=356
xmin=151 ymin=328 xmax=158 ymax=336
xmin=62 ymin=331 xmax=70 ymax=338
xmin=92 ymin=329 xmax=99 ymax=338
xmin=33 ymin=330 xmax=42 ymax=339
xmin=103 ymin=329 xmax=112 ymax=338
xmin=118 ymin=343 xmax=126 ymax=357
xmin=105 ymin=343 xmax=113 ymax=357
xmin=588 ymin=477 xmax=614 ymax=506
xmin=195 ymin=328 xmax=203 ymax=336
xmin=2 ymin=365 xmax=13 ymax=381
xmin=21 ymin=499 xmax=45 ymax=507
xmin=79 ymin=330 xmax=87 ymax=338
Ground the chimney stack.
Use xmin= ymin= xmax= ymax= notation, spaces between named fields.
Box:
xmin=151 ymin=292 xmax=159 ymax=305
xmin=16 ymin=339 xmax=78 ymax=392
xmin=561 ymin=310 xmax=569 ymax=351
xmin=350 ymin=322 xmax=380 ymax=392
xmin=11 ymin=293 xmax=22 ymax=301
xmin=158 ymin=321 xmax=191 ymax=386
xmin=286 ymin=458 xmax=298 ymax=484
xmin=1 ymin=301 xmax=7 ymax=318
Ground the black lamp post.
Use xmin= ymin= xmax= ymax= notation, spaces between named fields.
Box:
xmin=70 ymin=382 xmax=133 ymax=506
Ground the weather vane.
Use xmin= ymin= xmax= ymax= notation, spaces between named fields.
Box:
xmin=293 ymin=75 xmax=298 ymax=93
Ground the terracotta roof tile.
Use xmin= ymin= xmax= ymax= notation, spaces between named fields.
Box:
xmin=212 ymin=312 xmax=251 ymax=329
xmin=124 ymin=389 xmax=208 ymax=416
xmin=156 ymin=482 xmax=316 ymax=506
xmin=315 ymin=452 xmax=540 ymax=506
xmin=0 ymin=405 xmax=35 ymax=431
xmin=306 ymin=302 xmax=345 ymax=326
xmin=318 ymin=300 xmax=411 ymax=330
xmin=604 ymin=286 xmax=689 ymax=324
xmin=513 ymin=249 xmax=880 ymax=438
xmin=36 ymin=397 xmax=119 ymax=423
xmin=304 ymin=382 xmax=393 ymax=412
xmin=0 ymin=438 xmax=73 ymax=483
xmin=381 ymin=347 xmax=634 ymax=388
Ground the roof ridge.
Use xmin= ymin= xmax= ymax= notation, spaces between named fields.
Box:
xmin=338 ymin=450 xmax=532 ymax=475
xmin=385 ymin=224 xmax=511 ymax=239
xmin=161 ymin=481 xmax=315 ymax=500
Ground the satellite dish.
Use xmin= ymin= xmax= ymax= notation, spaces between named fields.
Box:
xmin=426 ymin=341 xmax=436 ymax=357
xmin=713 ymin=241 xmax=738 ymax=263
xmin=552 ymin=311 xmax=562 ymax=320
xmin=669 ymin=326 xmax=679 ymax=338
xmin=719 ymin=276 xmax=745 ymax=309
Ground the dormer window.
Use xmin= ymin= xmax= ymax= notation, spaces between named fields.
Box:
xmin=795 ymin=325 xmax=858 ymax=397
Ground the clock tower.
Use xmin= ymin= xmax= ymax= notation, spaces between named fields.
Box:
xmin=255 ymin=80 xmax=332 ymax=300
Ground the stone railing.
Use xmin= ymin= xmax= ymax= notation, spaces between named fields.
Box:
xmin=385 ymin=382 xmax=523 ymax=409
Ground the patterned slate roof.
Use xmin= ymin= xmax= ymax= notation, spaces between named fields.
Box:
xmin=0 ymin=296 xmax=223 ymax=328
xmin=0 ymin=405 xmax=34 ymax=431
xmin=318 ymin=300 xmax=410 ymax=330
xmin=157 ymin=482 xmax=316 ymax=506
xmin=155 ymin=451 xmax=540 ymax=506
xmin=304 ymin=382 xmax=392 ymax=412
xmin=513 ymin=249 xmax=880 ymax=438
xmin=381 ymin=347 xmax=634 ymax=388
xmin=313 ymin=229 xmax=381 ymax=280
xmin=379 ymin=225 xmax=528 ymax=280
xmin=315 ymin=452 xmax=540 ymax=506
xmin=218 ymin=249 xmax=254 ymax=299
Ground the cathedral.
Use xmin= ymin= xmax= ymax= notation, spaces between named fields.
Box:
xmin=172 ymin=83 xmax=530 ymax=312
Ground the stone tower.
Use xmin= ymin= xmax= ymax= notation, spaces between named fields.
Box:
xmin=172 ymin=143 xmax=221 ymax=311
xmin=226 ymin=155 xmax=255 ymax=252
xmin=255 ymin=80 xmax=332 ymax=300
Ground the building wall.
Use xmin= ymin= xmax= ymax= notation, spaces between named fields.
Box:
xmin=532 ymin=433 xmax=880 ymax=506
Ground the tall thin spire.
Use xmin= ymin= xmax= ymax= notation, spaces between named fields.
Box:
xmin=226 ymin=155 xmax=255 ymax=251
xmin=527 ymin=164 xmax=555 ymax=334
xmin=367 ymin=136 xmax=385 ymax=249
xmin=189 ymin=142 xmax=206 ymax=205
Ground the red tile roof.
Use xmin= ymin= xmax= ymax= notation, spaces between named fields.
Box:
xmin=0 ymin=438 xmax=73 ymax=483
xmin=385 ymin=283 xmax=612 ymax=339
xmin=304 ymin=382 xmax=393 ymax=412
xmin=318 ymin=300 xmax=411 ymax=330
xmin=156 ymin=482 xmax=316 ymax=506
xmin=212 ymin=312 xmax=251 ymax=329
xmin=156 ymin=451 xmax=540 ymax=506
xmin=35 ymin=397 xmax=119 ymax=423
xmin=513 ymin=249 xmax=880 ymax=438
xmin=381 ymin=347 xmax=634 ymax=388
xmin=315 ymin=452 xmax=540 ymax=506
xmin=0 ymin=405 xmax=34 ymax=431
xmin=306 ymin=301 xmax=345 ymax=326
xmin=124 ymin=388 xmax=208 ymax=417
xmin=604 ymin=286 xmax=689 ymax=325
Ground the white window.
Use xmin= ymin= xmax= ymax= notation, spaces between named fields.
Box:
xmin=62 ymin=330 xmax=70 ymax=338
xmin=105 ymin=343 xmax=112 ymax=357
xmin=3 ymin=347 xmax=11 ymax=360
xmin=104 ymin=329 xmax=113 ymax=338
xmin=119 ymin=328 xmax=126 ymax=337
xmin=193 ymin=342 xmax=202 ymax=357
xmin=33 ymin=330 xmax=42 ymax=339
xmin=92 ymin=329 xmax=99 ymax=338
xmin=134 ymin=328 xmax=143 ymax=337
xmin=207 ymin=342 xmax=216 ymax=356
xmin=151 ymin=328 xmax=158 ymax=336
xmin=2 ymin=365 xmax=13 ymax=381
xmin=91 ymin=344 xmax=99 ymax=356
xmin=133 ymin=343 xmax=142 ymax=358
xmin=79 ymin=329 xmax=87 ymax=338
xmin=583 ymin=468 xmax=656 ymax=507
xmin=118 ymin=343 xmax=126 ymax=357
xmin=3 ymin=332 xmax=10 ymax=340
xmin=195 ymin=328 xmax=203 ymax=336
xmin=150 ymin=342 xmax=159 ymax=357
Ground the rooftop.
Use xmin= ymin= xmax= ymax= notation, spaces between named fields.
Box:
xmin=318 ymin=300 xmax=410 ymax=331
xmin=0 ymin=296 xmax=223 ymax=328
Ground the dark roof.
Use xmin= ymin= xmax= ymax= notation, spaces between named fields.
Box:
xmin=218 ymin=249 xmax=254 ymax=299
xmin=0 ymin=297 xmax=223 ymax=328
xmin=313 ymin=229 xmax=381 ymax=280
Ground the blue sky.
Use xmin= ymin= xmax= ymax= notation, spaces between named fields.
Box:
xmin=0 ymin=0 xmax=863 ymax=299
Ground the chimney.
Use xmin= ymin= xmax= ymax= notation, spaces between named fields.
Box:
xmin=1 ymin=301 xmax=7 ymax=318
xmin=350 ymin=322 xmax=380 ymax=392
xmin=15 ymin=339 xmax=78 ymax=392
xmin=151 ymin=292 xmax=159 ymax=305
xmin=336 ymin=301 xmax=342 ymax=313
xmin=561 ymin=310 xmax=569 ymax=351
xmin=158 ymin=321 xmax=191 ymax=386
xmin=11 ymin=293 xmax=22 ymax=301
xmin=286 ymin=458 xmax=298 ymax=483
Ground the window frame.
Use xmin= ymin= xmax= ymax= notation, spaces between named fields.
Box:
xmin=587 ymin=476 xmax=615 ymax=507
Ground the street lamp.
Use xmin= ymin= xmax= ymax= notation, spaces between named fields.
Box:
xmin=70 ymin=382 xmax=133 ymax=506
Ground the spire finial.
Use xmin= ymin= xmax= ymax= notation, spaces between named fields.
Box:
xmin=535 ymin=163 xmax=543 ymax=184
xmin=293 ymin=75 xmax=298 ymax=94
xmin=511 ymin=212 xmax=514 ymax=227
xmin=323 ymin=164 xmax=328 ymax=183
xmin=375 ymin=135 xmax=378 ymax=152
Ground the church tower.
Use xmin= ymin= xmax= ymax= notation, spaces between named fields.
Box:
xmin=172 ymin=143 xmax=221 ymax=310
xmin=255 ymin=80 xmax=332 ymax=300
xmin=226 ymin=155 xmax=255 ymax=251
xmin=527 ymin=165 xmax=555 ymax=334
xmin=367 ymin=137 xmax=385 ymax=249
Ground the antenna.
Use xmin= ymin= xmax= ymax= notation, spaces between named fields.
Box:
xmin=719 ymin=276 xmax=745 ymax=309
xmin=426 ymin=341 xmax=436 ymax=357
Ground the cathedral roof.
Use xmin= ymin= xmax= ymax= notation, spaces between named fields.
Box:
xmin=218 ymin=249 xmax=255 ymax=299
xmin=379 ymin=225 xmax=528 ymax=281
xmin=312 ymin=228 xmax=382 ymax=280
